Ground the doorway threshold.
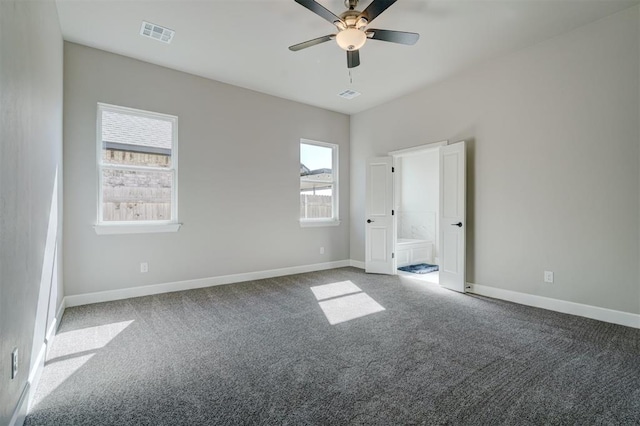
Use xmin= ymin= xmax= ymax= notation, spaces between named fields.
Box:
xmin=397 ymin=270 xmax=439 ymax=285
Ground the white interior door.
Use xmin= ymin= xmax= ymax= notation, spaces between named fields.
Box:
xmin=439 ymin=142 xmax=466 ymax=292
xmin=365 ymin=157 xmax=395 ymax=274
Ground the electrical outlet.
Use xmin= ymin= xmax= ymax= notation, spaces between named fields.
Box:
xmin=11 ymin=348 xmax=18 ymax=379
xmin=140 ymin=262 xmax=149 ymax=273
xmin=544 ymin=271 xmax=554 ymax=283
xmin=320 ymin=247 xmax=325 ymax=255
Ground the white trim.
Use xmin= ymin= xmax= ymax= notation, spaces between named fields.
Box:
xmin=27 ymin=299 xmax=66 ymax=414
xmin=101 ymin=163 xmax=174 ymax=173
xmin=97 ymin=102 xmax=178 ymax=122
xmin=28 ymin=345 xmax=46 ymax=386
xmin=55 ymin=299 xmax=66 ymax=331
xmin=94 ymin=223 xmax=181 ymax=235
xmin=45 ymin=317 xmax=57 ymax=345
xmin=300 ymin=138 xmax=338 ymax=150
xmin=350 ymin=259 xmax=365 ymax=269
xmin=469 ymin=283 xmax=640 ymax=329
xmin=64 ymin=260 xmax=351 ymax=307
xmin=26 ymin=343 xmax=46 ymax=413
xmin=9 ymin=383 xmax=29 ymax=426
xmin=47 ymin=298 xmax=66 ymax=344
xmin=300 ymin=219 xmax=341 ymax=227
xmin=388 ymin=140 xmax=448 ymax=157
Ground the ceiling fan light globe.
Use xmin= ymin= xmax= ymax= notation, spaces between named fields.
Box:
xmin=336 ymin=28 xmax=366 ymax=51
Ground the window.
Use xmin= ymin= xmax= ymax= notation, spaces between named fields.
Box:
xmin=300 ymin=139 xmax=339 ymax=226
xmin=96 ymin=103 xmax=179 ymax=234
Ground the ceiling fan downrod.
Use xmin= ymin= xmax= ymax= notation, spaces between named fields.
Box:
xmin=344 ymin=0 xmax=359 ymax=10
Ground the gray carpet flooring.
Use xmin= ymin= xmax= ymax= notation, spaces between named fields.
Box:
xmin=26 ymin=267 xmax=640 ymax=425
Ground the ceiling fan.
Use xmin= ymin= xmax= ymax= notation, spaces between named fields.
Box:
xmin=289 ymin=0 xmax=419 ymax=69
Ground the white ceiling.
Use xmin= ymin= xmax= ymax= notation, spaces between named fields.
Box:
xmin=56 ymin=0 xmax=638 ymax=115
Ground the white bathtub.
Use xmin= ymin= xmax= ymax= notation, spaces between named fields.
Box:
xmin=396 ymin=239 xmax=434 ymax=267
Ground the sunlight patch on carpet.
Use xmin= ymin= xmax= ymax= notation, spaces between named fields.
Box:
xmin=49 ymin=320 xmax=134 ymax=358
xmin=31 ymin=320 xmax=134 ymax=407
xmin=310 ymin=280 xmax=362 ymax=301
xmin=311 ymin=281 xmax=385 ymax=325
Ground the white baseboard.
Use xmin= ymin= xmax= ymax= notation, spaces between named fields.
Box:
xmin=26 ymin=342 xmax=46 ymax=414
xmin=22 ymin=298 xmax=66 ymax=417
xmin=54 ymin=299 xmax=66 ymax=333
xmin=64 ymin=260 xmax=352 ymax=308
xmin=9 ymin=383 xmax=30 ymax=426
xmin=45 ymin=318 xmax=57 ymax=346
xmin=469 ymin=283 xmax=640 ymax=329
xmin=350 ymin=259 xmax=365 ymax=269
xmin=61 ymin=261 xmax=639 ymax=329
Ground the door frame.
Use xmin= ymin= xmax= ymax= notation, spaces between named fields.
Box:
xmin=388 ymin=140 xmax=448 ymax=158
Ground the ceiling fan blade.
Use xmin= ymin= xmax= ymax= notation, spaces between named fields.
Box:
xmin=360 ymin=0 xmax=397 ymax=24
xmin=289 ymin=35 xmax=334 ymax=51
xmin=347 ymin=50 xmax=360 ymax=68
xmin=294 ymin=0 xmax=344 ymax=26
xmin=367 ymin=29 xmax=419 ymax=45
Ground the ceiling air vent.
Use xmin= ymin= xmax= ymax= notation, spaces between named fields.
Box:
xmin=337 ymin=89 xmax=361 ymax=100
xmin=140 ymin=21 xmax=175 ymax=44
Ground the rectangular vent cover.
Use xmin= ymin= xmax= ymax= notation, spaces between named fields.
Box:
xmin=140 ymin=21 xmax=175 ymax=44
xmin=337 ymin=89 xmax=361 ymax=100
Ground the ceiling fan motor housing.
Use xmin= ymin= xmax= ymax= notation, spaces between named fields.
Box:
xmin=339 ymin=9 xmax=367 ymax=28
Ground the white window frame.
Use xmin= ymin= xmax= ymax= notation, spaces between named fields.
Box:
xmin=299 ymin=138 xmax=340 ymax=227
xmin=94 ymin=103 xmax=181 ymax=235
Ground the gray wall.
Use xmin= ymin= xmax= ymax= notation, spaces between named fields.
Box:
xmin=351 ymin=6 xmax=640 ymax=314
xmin=0 ymin=0 xmax=63 ymax=423
xmin=63 ymin=43 xmax=350 ymax=297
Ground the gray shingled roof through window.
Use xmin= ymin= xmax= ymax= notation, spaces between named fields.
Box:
xmin=102 ymin=110 xmax=172 ymax=152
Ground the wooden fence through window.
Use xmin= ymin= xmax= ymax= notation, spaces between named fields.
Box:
xmin=300 ymin=194 xmax=332 ymax=219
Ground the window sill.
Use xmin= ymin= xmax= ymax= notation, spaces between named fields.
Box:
xmin=94 ymin=223 xmax=182 ymax=235
xmin=300 ymin=220 xmax=341 ymax=228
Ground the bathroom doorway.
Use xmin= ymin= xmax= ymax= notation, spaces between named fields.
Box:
xmin=391 ymin=142 xmax=444 ymax=284
xmin=365 ymin=140 xmax=466 ymax=292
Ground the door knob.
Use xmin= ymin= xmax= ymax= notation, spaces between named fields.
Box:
xmin=451 ymin=222 xmax=463 ymax=227
xmin=367 ymin=219 xmax=374 ymax=223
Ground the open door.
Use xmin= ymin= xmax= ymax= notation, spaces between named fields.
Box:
xmin=439 ymin=142 xmax=466 ymax=292
xmin=365 ymin=157 xmax=395 ymax=274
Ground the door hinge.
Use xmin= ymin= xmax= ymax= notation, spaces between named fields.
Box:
xmin=392 ymin=252 xmax=395 ymax=259
xmin=392 ymin=167 xmax=395 ymax=172
xmin=392 ymin=209 xmax=395 ymax=216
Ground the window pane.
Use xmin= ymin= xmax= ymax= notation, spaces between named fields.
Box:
xmin=102 ymin=168 xmax=173 ymax=222
xmin=300 ymin=186 xmax=333 ymax=219
xmin=300 ymin=142 xmax=335 ymax=220
xmin=300 ymin=143 xmax=332 ymax=178
xmin=101 ymin=109 xmax=173 ymax=168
